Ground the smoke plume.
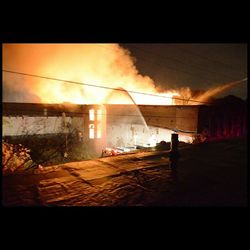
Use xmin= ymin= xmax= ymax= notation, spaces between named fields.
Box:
xmin=3 ymin=44 xmax=177 ymax=105
xmin=193 ymin=78 xmax=247 ymax=104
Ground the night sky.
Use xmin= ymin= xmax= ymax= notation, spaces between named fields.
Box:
xmin=122 ymin=43 xmax=247 ymax=100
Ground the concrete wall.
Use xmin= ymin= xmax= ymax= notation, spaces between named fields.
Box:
xmin=106 ymin=123 xmax=194 ymax=148
xmin=2 ymin=116 xmax=84 ymax=136
xmin=3 ymin=103 xmax=197 ymax=150
xmin=139 ymin=105 xmax=177 ymax=129
xmin=139 ymin=105 xmax=199 ymax=133
xmin=104 ymin=105 xmax=197 ymax=147
xmin=175 ymin=106 xmax=199 ymax=132
xmin=3 ymin=102 xmax=245 ymax=150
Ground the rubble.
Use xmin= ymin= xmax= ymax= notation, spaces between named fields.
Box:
xmin=2 ymin=141 xmax=34 ymax=175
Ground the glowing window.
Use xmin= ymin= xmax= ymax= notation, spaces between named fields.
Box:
xmin=89 ymin=124 xmax=95 ymax=139
xmin=89 ymin=109 xmax=95 ymax=121
xmin=97 ymin=109 xmax=102 ymax=121
xmin=97 ymin=124 xmax=102 ymax=138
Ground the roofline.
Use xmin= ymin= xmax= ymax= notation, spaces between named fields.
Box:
xmin=2 ymin=102 xmax=208 ymax=107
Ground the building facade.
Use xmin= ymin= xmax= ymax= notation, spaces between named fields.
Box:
xmin=2 ymin=100 xmax=247 ymax=157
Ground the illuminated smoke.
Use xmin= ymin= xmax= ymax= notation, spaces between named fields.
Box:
xmin=3 ymin=44 xmax=178 ymax=105
xmin=193 ymin=78 xmax=247 ymax=104
xmin=3 ymin=44 xmax=246 ymax=106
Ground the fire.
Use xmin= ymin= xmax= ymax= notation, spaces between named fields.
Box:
xmin=3 ymin=44 xmax=180 ymax=105
xmin=4 ymin=44 xmax=243 ymax=106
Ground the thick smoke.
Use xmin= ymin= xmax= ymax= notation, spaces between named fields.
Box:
xmin=3 ymin=44 xmax=244 ymax=105
xmin=3 ymin=80 xmax=41 ymax=103
xmin=173 ymin=79 xmax=247 ymax=105
xmin=3 ymin=44 xmax=161 ymax=104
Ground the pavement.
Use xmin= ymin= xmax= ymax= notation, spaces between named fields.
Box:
xmin=2 ymin=138 xmax=247 ymax=206
xmin=2 ymin=150 xmax=174 ymax=206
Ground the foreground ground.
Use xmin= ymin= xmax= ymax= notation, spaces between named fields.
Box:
xmin=2 ymin=138 xmax=247 ymax=206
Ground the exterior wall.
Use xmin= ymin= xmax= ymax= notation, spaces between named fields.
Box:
xmin=139 ymin=105 xmax=176 ymax=129
xmin=3 ymin=102 xmax=246 ymax=153
xmin=105 ymin=103 xmax=196 ymax=146
xmin=3 ymin=103 xmax=198 ymax=150
xmin=2 ymin=116 xmax=84 ymax=136
xmin=175 ymin=106 xmax=199 ymax=132
xmin=2 ymin=103 xmax=108 ymax=156
xmin=105 ymin=104 xmax=148 ymax=126
xmin=139 ymin=105 xmax=199 ymax=133
xmin=106 ymin=123 xmax=193 ymax=148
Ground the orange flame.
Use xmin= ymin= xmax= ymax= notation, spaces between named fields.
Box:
xmin=3 ymin=44 xmax=180 ymax=105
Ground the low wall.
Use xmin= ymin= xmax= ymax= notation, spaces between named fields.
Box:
xmin=2 ymin=116 xmax=84 ymax=136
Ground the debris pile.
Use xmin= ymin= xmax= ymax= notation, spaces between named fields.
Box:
xmin=2 ymin=141 xmax=34 ymax=175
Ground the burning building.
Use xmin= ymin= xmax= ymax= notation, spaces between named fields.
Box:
xmin=2 ymin=96 xmax=247 ymax=164
xmin=2 ymin=44 xmax=247 ymax=164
